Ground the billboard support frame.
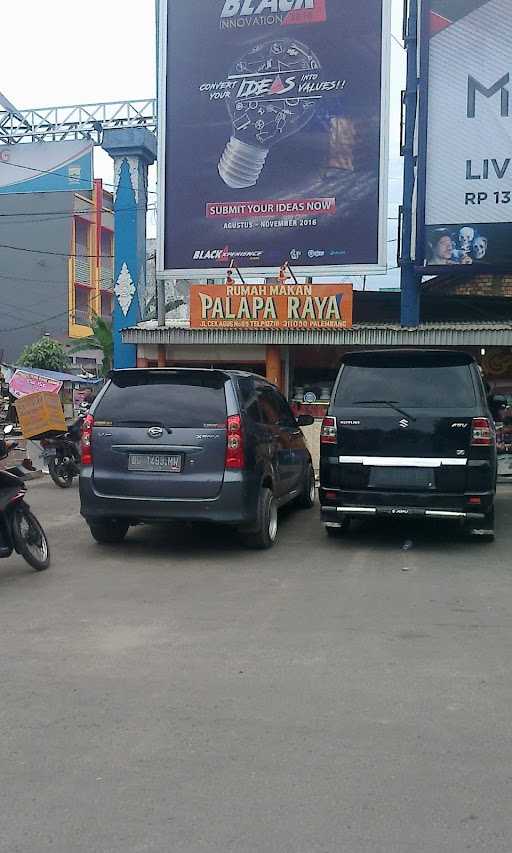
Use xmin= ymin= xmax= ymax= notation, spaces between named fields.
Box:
xmin=399 ymin=0 xmax=421 ymax=326
xmin=156 ymin=0 xmax=392 ymax=281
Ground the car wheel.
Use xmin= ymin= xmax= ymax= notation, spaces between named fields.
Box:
xmin=296 ymin=464 xmax=315 ymax=509
xmin=325 ymin=515 xmax=351 ymax=537
xmin=88 ymin=519 xmax=129 ymax=544
xmin=244 ymin=488 xmax=278 ymax=549
xmin=465 ymin=506 xmax=495 ymax=542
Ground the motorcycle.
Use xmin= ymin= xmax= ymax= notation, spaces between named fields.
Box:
xmin=40 ymin=416 xmax=83 ymax=489
xmin=0 ymin=426 xmax=50 ymax=571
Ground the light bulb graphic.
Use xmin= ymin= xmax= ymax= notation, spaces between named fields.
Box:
xmin=218 ymin=38 xmax=322 ymax=189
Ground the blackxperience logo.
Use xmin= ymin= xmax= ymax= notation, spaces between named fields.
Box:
xmin=219 ymin=0 xmax=327 ymax=29
xmin=193 ymin=247 xmax=263 ymax=261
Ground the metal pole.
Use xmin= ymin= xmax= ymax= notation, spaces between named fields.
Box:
xmin=400 ymin=0 xmax=420 ymax=326
xmin=157 ymin=278 xmax=166 ymax=326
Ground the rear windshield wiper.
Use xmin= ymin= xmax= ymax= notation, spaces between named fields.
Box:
xmin=352 ymin=400 xmax=416 ymax=421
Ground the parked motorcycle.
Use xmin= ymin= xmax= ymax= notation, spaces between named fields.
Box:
xmin=40 ymin=417 xmax=82 ymax=489
xmin=0 ymin=426 xmax=50 ymax=571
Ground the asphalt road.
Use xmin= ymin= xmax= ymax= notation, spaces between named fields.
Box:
xmin=2 ymin=478 xmax=512 ymax=852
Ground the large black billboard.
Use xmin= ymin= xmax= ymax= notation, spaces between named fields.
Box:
xmin=418 ymin=0 xmax=512 ymax=272
xmin=158 ymin=0 xmax=390 ymax=278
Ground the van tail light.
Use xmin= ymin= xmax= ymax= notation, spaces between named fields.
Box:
xmin=320 ymin=416 xmax=337 ymax=444
xmin=80 ymin=413 xmax=95 ymax=465
xmin=471 ymin=417 xmax=493 ymax=446
xmin=225 ymin=415 xmax=245 ymax=470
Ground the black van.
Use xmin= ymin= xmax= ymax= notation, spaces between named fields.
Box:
xmin=319 ymin=350 xmax=498 ymax=540
xmin=80 ymin=368 xmax=315 ymax=549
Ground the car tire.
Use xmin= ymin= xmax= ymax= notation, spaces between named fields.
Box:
xmin=325 ymin=515 xmax=351 ymax=537
xmin=296 ymin=464 xmax=315 ymax=509
xmin=88 ymin=519 xmax=129 ymax=544
xmin=244 ymin=488 xmax=278 ymax=549
xmin=465 ymin=506 xmax=495 ymax=542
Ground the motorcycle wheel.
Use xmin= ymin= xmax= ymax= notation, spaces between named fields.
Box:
xmin=11 ymin=506 xmax=50 ymax=571
xmin=48 ymin=456 xmax=74 ymax=488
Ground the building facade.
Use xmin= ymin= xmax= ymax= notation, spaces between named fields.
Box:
xmin=123 ymin=278 xmax=512 ymax=416
xmin=0 ymin=179 xmax=113 ymax=367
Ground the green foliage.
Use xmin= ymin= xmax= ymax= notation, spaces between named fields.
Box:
xmin=69 ymin=315 xmax=113 ymax=377
xmin=19 ymin=337 xmax=70 ymax=372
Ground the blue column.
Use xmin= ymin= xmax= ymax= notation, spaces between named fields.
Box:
xmin=102 ymin=128 xmax=157 ymax=368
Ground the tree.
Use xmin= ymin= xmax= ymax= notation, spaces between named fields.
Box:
xmin=69 ymin=314 xmax=113 ymax=377
xmin=19 ymin=337 xmax=70 ymax=372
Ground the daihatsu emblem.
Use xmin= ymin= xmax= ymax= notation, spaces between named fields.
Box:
xmin=147 ymin=426 xmax=163 ymax=438
xmin=399 ymin=418 xmax=409 ymax=429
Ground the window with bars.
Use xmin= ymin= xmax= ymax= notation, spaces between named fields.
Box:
xmin=74 ymin=284 xmax=91 ymax=326
xmin=100 ymin=229 xmax=113 ymax=291
xmin=100 ymin=291 xmax=113 ymax=319
xmin=75 ymin=218 xmax=91 ymax=285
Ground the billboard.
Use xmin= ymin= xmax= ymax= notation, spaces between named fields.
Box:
xmin=189 ymin=281 xmax=353 ymax=327
xmin=418 ymin=0 xmax=512 ymax=271
xmin=0 ymin=141 xmax=93 ymax=195
xmin=158 ymin=0 xmax=390 ymax=278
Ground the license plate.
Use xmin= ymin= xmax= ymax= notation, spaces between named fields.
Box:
xmin=369 ymin=467 xmax=435 ymax=489
xmin=128 ymin=453 xmax=182 ymax=472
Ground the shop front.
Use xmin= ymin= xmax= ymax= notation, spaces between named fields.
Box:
xmin=124 ymin=321 xmax=512 ymax=408
xmin=123 ymin=284 xmax=512 ymax=471
xmin=128 ymin=281 xmax=354 ymax=414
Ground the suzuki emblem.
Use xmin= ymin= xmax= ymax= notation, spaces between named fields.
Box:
xmin=147 ymin=426 xmax=163 ymax=438
xmin=399 ymin=418 xmax=409 ymax=429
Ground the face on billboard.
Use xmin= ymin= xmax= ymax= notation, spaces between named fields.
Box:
xmin=420 ymin=0 xmax=512 ymax=270
xmin=159 ymin=0 xmax=389 ymax=277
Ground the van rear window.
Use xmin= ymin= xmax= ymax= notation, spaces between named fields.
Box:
xmin=334 ymin=364 xmax=476 ymax=408
xmin=94 ymin=372 xmax=227 ymax=428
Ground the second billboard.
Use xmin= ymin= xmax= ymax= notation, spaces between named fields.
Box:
xmin=158 ymin=0 xmax=390 ymax=278
xmin=418 ymin=0 xmax=512 ymax=271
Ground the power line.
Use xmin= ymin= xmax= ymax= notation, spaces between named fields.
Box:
xmin=1 ymin=157 xmax=157 ymax=194
xmin=0 ymin=207 xmax=156 ymax=227
xmin=0 ymin=308 xmax=74 ymax=334
xmin=0 ymin=203 xmax=156 ymax=218
xmin=2 ymin=294 xmax=55 ymax=317
xmin=0 ymin=270 xmax=101 ymax=287
xmin=0 ymin=241 xmax=115 ymax=258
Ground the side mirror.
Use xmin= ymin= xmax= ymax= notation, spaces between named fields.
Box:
xmin=296 ymin=414 xmax=315 ymax=427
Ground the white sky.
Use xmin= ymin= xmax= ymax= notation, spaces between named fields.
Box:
xmin=2 ymin=0 xmax=405 ymax=288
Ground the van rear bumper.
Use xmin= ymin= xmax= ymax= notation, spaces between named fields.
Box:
xmin=79 ymin=470 xmax=259 ymax=526
xmin=319 ymin=487 xmax=494 ymax=522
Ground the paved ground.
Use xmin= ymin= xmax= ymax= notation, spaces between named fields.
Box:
xmin=2 ymin=479 xmax=512 ymax=852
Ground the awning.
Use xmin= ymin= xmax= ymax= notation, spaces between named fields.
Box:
xmin=122 ymin=321 xmax=512 ymax=348
xmin=8 ymin=367 xmax=100 ymax=399
xmin=13 ymin=367 xmax=100 ymax=384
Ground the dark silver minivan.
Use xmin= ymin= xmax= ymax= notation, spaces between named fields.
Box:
xmin=79 ymin=368 xmax=315 ymax=548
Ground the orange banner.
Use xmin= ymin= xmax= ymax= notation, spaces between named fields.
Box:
xmin=190 ymin=283 xmax=352 ymax=329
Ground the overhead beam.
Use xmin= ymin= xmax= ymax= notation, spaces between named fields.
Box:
xmin=0 ymin=99 xmax=157 ymax=144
